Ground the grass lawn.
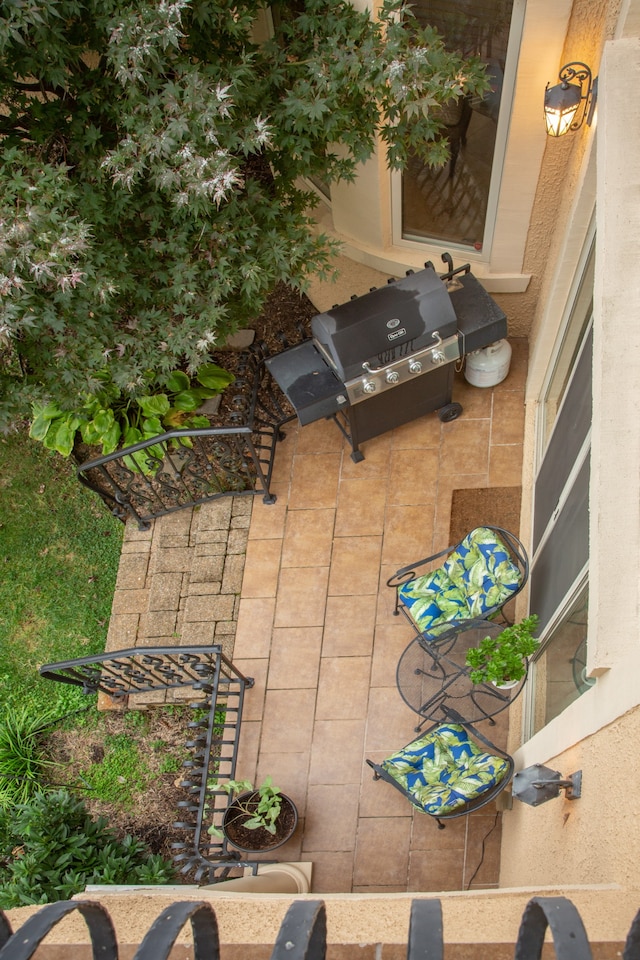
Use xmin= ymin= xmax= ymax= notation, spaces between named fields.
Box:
xmin=0 ymin=428 xmax=123 ymax=719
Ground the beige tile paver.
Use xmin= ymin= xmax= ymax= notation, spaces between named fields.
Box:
xmin=268 ymin=627 xmax=323 ymax=689
xmin=108 ymin=342 xmax=527 ymax=894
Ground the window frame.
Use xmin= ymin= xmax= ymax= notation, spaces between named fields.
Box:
xmin=390 ymin=0 xmax=527 ymax=259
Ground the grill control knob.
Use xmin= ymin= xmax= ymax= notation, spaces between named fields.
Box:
xmin=362 ymin=380 xmax=377 ymax=394
xmin=408 ymin=360 xmax=422 ymax=374
xmin=386 ymin=370 xmax=400 ymax=384
xmin=431 ymin=350 xmax=446 ymax=365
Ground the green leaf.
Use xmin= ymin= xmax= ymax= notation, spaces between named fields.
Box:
xmin=172 ymin=391 xmax=200 ymax=412
xmin=29 ymin=414 xmax=55 ymax=443
xmin=165 ymin=371 xmax=191 ymax=393
xmin=50 ymin=419 xmax=80 ymax=457
xmin=141 ymin=417 xmax=164 ymax=437
xmin=91 ymin=409 xmax=116 ymax=435
xmin=195 ymin=365 xmax=235 ymax=391
xmin=137 ymin=395 xmax=171 ymax=419
xmin=123 ymin=425 xmax=142 ymax=447
xmin=100 ymin=421 xmax=121 ymax=455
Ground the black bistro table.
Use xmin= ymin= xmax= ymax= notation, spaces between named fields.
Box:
xmin=396 ymin=618 xmax=526 ymax=728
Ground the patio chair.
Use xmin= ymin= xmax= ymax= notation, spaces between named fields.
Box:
xmin=365 ymin=710 xmax=514 ymax=828
xmin=387 ymin=525 xmax=529 ymax=643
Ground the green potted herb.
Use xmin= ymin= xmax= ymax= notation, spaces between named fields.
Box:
xmin=465 ymin=615 xmax=540 ymax=687
xmin=208 ymin=777 xmax=298 ymax=852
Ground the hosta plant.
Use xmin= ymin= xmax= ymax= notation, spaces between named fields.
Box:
xmin=28 ymin=363 xmax=234 ymax=468
xmin=465 ymin=615 xmax=540 ymax=685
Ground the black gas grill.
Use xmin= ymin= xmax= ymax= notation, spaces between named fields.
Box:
xmin=266 ymin=257 xmax=506 ymax=461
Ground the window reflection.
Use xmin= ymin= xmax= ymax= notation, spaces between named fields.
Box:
xmin=531 ymin=587 xmax=594 ymax=735
xmin=402 ymin=0 xmax=514 ymax=247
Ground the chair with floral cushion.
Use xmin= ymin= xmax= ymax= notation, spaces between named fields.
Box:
xmin=366 ymin=710 xmax=514 ymax=828
xmin=387 ymin=525 xmax=529 ymax=644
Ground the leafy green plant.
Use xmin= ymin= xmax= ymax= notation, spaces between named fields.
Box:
xmin=465 ymin=615 xmax=540 ymax=685
xmin=207 ymin=776 xmax=283 ymax=837
xmin=0 ymin=0 xmax=488 ymax=429
xmin=0 ymin=707 xmax=58 ymax=810
xmin=29 ymin=363 xmax=234 ymax=460
xmin=0 ymin=789 xmax=174 ymax=908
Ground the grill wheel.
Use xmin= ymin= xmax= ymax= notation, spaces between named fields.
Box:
xmin=438 ymin=402 xmax=463 ymax=423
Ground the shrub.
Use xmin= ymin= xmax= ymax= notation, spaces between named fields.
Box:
xmin=0 ymin=706 xmax=58 ymax=810
xmin=0 ymin=789 xmax=174 ymax=908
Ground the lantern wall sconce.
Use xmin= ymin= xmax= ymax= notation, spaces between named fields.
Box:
xmin=544 ymin=62 xmax=598 ymax=136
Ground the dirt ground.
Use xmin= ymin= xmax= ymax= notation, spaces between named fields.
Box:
xmin=45 ymin=706 xmax=191 ymax=868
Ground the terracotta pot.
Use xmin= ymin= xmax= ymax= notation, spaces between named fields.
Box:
xmin=222 ymin=791 xmax=298 ymax=853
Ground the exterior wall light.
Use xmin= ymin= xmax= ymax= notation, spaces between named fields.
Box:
xmin=512 ymin=764 xmax=583 ymax=806
xmin=544 ymin=62 xmax=598 ymax=136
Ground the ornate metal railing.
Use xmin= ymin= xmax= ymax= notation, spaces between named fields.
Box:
xmin=76 ymin=346 xmax=295 ymax=529
xmin=39 ymin=646 xmax=264 ymax=882
xmin=0 ymin=897 xmax=635 ymax=959
xmin=38 ymin=645 xmax=243 ymax=697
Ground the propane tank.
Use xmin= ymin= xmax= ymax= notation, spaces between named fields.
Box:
xmin=464 ymin=339 xmax=512 ymax=387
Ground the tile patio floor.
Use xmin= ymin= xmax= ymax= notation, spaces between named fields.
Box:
xmin=229 ymin=341 xmax=528 ymax=894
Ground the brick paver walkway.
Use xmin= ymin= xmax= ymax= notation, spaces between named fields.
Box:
xmin=107 ymin=497 xmax=251 ymax=705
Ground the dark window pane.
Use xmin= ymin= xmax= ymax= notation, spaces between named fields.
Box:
xmin=533 ymin=326 xmax=593 ymax=551
xmin=529 ymin=454 xmax=590 ymax=634
xmin=402 ymin=0 xmax=514 ymax=247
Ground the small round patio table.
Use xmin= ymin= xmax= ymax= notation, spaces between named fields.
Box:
xmin=396 ymin=618 xmax=527 ymax=728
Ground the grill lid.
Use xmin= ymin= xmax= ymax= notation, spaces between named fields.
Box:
xmin=311 ymin=265 xmax=457 ymax=383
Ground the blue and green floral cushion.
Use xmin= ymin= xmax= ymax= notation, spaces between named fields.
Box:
xmin=381 ymin=723 xmax=509 ymax=815
xmin=397 ymin=527 xmax=522 ymax=638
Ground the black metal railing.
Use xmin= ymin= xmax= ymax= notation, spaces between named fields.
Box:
xmin=0 ymin=897 xmax=636 ymax=959
xmin=76 ymin=347 xmax=295 ymax=529
xmin=38 ymin=645 xmax=246 ymax=698
xmin=39 ymin=646 xmax=263 ymax=882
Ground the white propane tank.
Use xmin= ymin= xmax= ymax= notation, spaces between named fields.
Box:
xmin=464 ymin=339 xmax=512 ymax=387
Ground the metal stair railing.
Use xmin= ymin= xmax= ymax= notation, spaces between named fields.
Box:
xmin=39 ymin=645 xmax=264 ymax=883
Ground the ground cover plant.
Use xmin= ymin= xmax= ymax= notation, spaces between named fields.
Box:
xmin=0 ymin=788 xmax=174 ymax=908
xmin=43 ymin=706 xmax=191 ymax=856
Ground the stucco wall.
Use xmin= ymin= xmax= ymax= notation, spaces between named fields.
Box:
xmin=502 ymin=28 xmax=640 ymax=887
xmin=4 ymin=884 xmax=638 ymax=955
xmin=505 ymin=0 xmax=621 ymax=336
xmin=501 ymin=707 xmax=640 ymax=888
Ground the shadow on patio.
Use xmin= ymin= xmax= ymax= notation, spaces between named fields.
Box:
xmin=230 ymin=345 xmax=527 ymax=893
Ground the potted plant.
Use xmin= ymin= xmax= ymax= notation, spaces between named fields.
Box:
xmin=465 ymin=615 xmax=540 ymax=687
xmin=208 ymin=777 xmax=298 ymax=853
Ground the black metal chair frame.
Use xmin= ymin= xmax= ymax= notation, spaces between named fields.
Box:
xmin=366 ymin=708 xmax=514 ymax=829
xmin=387 ymin=524 xmax=529 ymax=641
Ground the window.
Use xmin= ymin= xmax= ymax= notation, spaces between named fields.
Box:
xmin=525 ymin=237 xmax=595 ymax=737
xmin=401 ymin=0 xmax=517 ymax=248
xmin=529 ymin=585 xmax=593 ymax=737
